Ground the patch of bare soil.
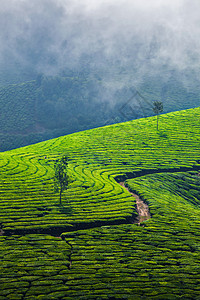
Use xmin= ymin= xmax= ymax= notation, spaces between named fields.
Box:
xmin=120 ymin=182 xmax=151 ymax=224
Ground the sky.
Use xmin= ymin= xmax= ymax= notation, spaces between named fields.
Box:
xmin=1 ymin=0 xmax=200 ymax=87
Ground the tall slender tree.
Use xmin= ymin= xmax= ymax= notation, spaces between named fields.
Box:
xmin=153 ymin=101 xmax=163 ymax=130
xmin=54 ymin=156 xmax=70 ymax=205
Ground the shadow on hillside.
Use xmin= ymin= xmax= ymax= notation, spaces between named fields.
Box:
xmin=158 ymin=131 xmax=168 ymax=138
xmin=58 ymin=205 xmax=73 ymax=215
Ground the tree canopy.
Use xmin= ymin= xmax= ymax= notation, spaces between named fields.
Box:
xmin=54 ymin=156 xmax=70 ymax=205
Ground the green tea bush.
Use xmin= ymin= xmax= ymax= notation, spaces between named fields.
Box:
xmin=0 ymin=107 xmax=200 ymax=298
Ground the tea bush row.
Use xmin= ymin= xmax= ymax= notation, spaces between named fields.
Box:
xmin=0 ymin=108 xmax=199 ymax=233
xmin=0 ymin=108 xmax=200 ymax=299
xmin=0 ymin=234 xmax=71 ymax=299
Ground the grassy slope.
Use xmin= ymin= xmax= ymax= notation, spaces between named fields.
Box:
xmin=0 ymin=107 xmax=200 ymax=299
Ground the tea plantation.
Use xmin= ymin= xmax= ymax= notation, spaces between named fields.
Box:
xmin=0 ymin=107 xmax=200 ymax=299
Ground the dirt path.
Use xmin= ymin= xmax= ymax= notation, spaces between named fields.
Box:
xmin=120 ymin=182 xmax=151 ymax=224
xmin=2 ymin=181 xmax=151 ymax=237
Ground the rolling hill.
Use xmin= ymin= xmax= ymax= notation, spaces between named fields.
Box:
xmin=0 ymin=107 xmax=200 ymax=299
xmin=0 ymin=72 xmax=200 ymax=152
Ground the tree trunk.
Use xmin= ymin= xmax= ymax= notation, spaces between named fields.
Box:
xmin=157 ymin=115 xmax=159 ymax=130
xmin=59 ymin=189 xmax=62 ymax=205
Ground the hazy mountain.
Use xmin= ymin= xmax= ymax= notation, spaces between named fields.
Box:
xmin=0 ymin=0 xmax=200 ymax=150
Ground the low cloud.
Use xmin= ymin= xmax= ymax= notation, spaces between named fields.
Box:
xmin=1 ymin=0 xmax=200 ymax=89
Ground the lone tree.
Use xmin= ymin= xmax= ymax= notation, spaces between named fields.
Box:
xmin=153 ymin=101 xmax=163 ymax=130
xmin=54 ymin=156 xmax=70 ymax=205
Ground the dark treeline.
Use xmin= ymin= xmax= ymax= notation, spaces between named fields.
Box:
xmin=0 ymin=72 xmax=199 ymax=152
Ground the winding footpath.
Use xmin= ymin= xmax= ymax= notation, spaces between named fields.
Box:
xmin=2 ymin=182 xmax=151 ymax=237
xmin=119 ymin=182 xmax=151 ymax=224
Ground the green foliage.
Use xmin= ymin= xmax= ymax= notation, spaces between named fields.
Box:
xmin=0 ymin=107 xmax=200 ymax=298
xmin=153 ymin=101 xmax=163 ymax=115
xmin=54 ymin=156 xmax=70 ymax=205
xmin=0 ymin=234 xmax=71 ymax=299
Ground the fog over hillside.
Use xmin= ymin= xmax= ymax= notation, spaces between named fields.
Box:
xmin=1 ymin=0 xmax=200 ymax=90
xmin=0 ymin=0 xmax=200 ymax=151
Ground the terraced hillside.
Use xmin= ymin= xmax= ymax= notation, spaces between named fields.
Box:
xmin=0 ymin=107 xmax=200 ymax=299
xmin=1 ymin=73 xmax=200 ymax=153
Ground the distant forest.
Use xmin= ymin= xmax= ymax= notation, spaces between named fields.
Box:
xmin=0 ymin=71 xmax=199 ymax=151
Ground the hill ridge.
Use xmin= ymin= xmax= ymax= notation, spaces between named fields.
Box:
xmin=0 ymin=107 xmax=200 ymax=299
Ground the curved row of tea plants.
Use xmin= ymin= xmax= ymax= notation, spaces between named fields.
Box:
xmin=58 ymin=171 xmax=200 ymax=300
xmin=0 ymin=234 xmax=71 ymax=300
xmin=0 ymin=107 xmax=200 ymax=299
xmin=1 ymin=172 xmax=200 ymax=299
xmin=0 ymin=108 xmax=199 ymax=234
